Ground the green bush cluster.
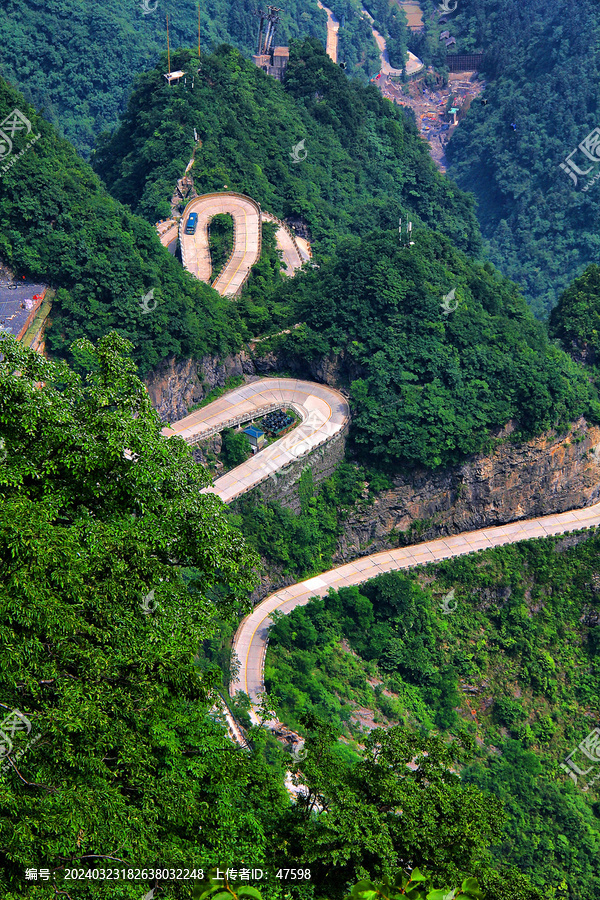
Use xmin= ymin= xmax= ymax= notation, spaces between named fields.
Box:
xmin=265 ymin=531 xmax=600 ymax=897
xmin=444 ymin=0 xmax=600 ymax=315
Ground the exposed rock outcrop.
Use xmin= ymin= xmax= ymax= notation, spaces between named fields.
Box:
xmin=145 ymin=353 xmax=600 ymax=605
xmin=144 ymin=348 xmax=353 ymax=422
xmin=334 ymin=418 xmax=600 ymax=562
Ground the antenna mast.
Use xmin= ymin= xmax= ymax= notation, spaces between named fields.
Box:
xmin=167 ymin=13 xmax=171 ymax=75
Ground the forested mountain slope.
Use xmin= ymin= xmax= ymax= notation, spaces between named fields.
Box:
xmin=0 ymin=0 xmax=332 ymax=156
xmin=3 ymin=48 xmax=596 ymax=476
xmin=94 ymin=41 xmax=479 ymax=253
xmin=0 ymin=77 xmax=239 ymax=374
xmin=266 ymin=534 xmax=600 ymax=898
xmin=443 ymin=0 xmax=600 ymax=317
xmin=274 ymin=229 xmax=597 ymax=470
xmin=0 ymin=334 xmax=540 ymax=900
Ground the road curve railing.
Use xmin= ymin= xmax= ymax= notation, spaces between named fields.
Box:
xmin=231 ymin=501 xmax=600 ymax=721
xmin=161 ymin=377 xmax=350 ymax=505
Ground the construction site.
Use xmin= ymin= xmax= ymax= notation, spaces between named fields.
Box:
xmin=381 ymin=71 xmax=486 ymax=171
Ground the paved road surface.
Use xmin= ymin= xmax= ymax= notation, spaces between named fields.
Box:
xmin=361 ymin=5 xmax=424 ymax=76
xmin=162 ymin=378 xmax=350 ymax=504
xmin=180 ymin=192 xmax=262 ymax=297
xmin=318 ymin=1 xmax=339 ymax=63
xmin=261 ymin=212 xmax=304 ymax=274
xmin=158 ymin=220 xmax=179 ymax=255
xmin=231 ymin=500 xmax=600 ymax=719
xmin=179 ymin=193 xmax=307 ymax=296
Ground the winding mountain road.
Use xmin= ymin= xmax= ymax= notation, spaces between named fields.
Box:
xmin=228 ymin=478 xmax=600 ymax=720
xmin=179 ymin=192 xmax=262 ymax=297
xmin=162 ymin=378 xmax=350 ymax=504
xmin=361 ymin=5 xmax=424 ymax=77
xmin=318 ymin=1 xmax=340 ymax=63
xmin=179 ymin=192 xmax=307 ymax=297
xmin=163 ymin=381 xmax=600 ymax=727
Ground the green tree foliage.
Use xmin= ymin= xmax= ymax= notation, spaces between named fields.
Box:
xmin=221 ymin=427 xmax=253 ymax=468
xmin=278 ymin=716 xmax=527 ymax=898
xmin=267 ymin=575 xmax=460 ymax=735
xmin=549 ymin=264 xmax=600 ymax=366
xmin=279 ymin=230 xmax=596 ymax=469
xmin=94 ymin=41 xmax=481 ymax=257
xmin=0 ymin=0 xmax=332 ymax=157
xmin=267 ymin=532 xmax=600 ymax=897
xmin=231 ymin=463 xmax=366 ymax=578
xmin=0 ymin=334 xmax=272 ymax=899
xmin=443 ymin=0 xmax=600 ymax=316
xmin=0 ymin=78 xmax=240 ymax=375
xmin=209 ymin=213 xmax=235 ymax=284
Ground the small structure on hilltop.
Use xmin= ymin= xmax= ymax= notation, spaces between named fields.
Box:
xmin=253 ymin=6 xmax=289 ymax=81
xmin=440 ymin=30 xmax=450 ymax=40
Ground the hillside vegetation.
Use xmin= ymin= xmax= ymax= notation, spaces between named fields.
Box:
xmin=94 ymin=40 xmax=480 ymax=254
xmin=0 ymin=334 xmax=535 ymax=900
xmin=274 ymin=229 xmax=597 ymax=469
xmin=549 ymin=264 xmax=600 ymax=368
xmin=0 ymin=0 xmax=331 ymax=156
xmin=0 ymin=77 xmax=239 ymax=375
xmin=443 ymin=0 xmax=600 ymax=316
xmin=266 ymin=534 xmax=600 ymax=898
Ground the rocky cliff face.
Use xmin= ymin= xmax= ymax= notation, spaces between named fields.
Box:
xmin=334 ymin=418 xmax=600 ymax=562
xmin=144 ymin=347 xmax=351 ymax=422
xmin=146 ymin=353 xmax=600 ymax=601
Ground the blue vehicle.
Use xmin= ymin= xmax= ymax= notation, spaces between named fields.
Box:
xmin=185 ymin=212 xmax=198 ymax=235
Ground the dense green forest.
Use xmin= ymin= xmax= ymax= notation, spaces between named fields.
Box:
xmin=93 ymin=41 xmax=479 ymax=252
xmin=549 ymin=265 xmax=600 ymax=368
xmin=266 ymin=535 xmax=600 ymax=898
xmin=274 ymin=230 xmax=598 ymax=469
xmin=443 ymin=0 xmax=600 ymax=316
xmin=0 ymin=76 xmax=241 ymax=375
xmin=0 ymin=0 xmax=407 ymax=158
xmin=0 ymin=334 xmax=538 ymax=900
xmin=0 ymin=0 xmax=331 ymax=156
xmin=6 ymin=46 xmax=596 ymax=475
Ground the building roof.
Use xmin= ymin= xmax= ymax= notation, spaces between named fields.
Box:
xmin=273 ymin=46 xmax=289 ymax=57
xmin=243 ymin=426 xmax=265 ymax=439
xmin=0 ymin=282 xmax=48 ymax=338
xmin=164 ymin=70 xmax=185 ymax=83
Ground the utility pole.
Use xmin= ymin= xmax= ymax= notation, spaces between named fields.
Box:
xmin=166 ymin=13 xmax=171 ymax=76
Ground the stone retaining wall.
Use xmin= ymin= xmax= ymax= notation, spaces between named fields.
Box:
xmin=237 ymin=421 xmax=349 ymax=512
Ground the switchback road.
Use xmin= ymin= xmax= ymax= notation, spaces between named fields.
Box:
xmin=231 ymin=501 xmax=600 ymax=720
xmin=179 ymin=193 xmax=308 ymax=297
xmin=163 ymin=380 xmax=600 ymax=726
xmin=179 ymin=192 xmax=262 ymax=297
xmin=162 ymin=378 xmax=350 ymax=504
